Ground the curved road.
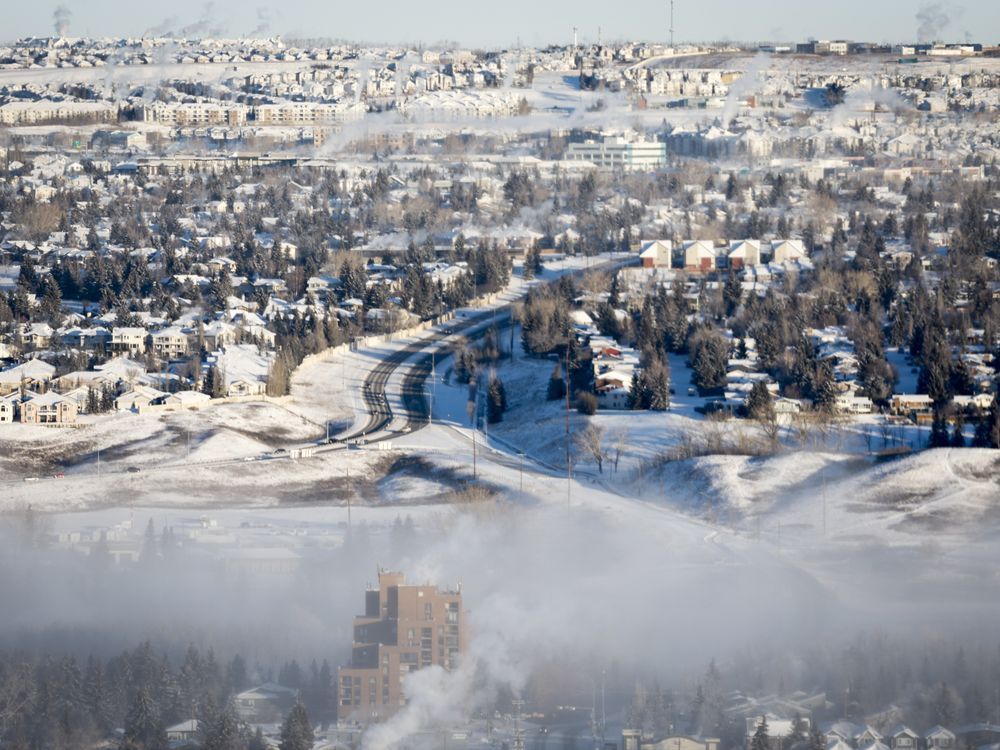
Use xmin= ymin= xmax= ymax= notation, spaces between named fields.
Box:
xmin=340 ymin=257 xmax=631 ymax=443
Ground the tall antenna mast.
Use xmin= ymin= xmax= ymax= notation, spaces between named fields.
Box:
xmin=670 ymin=0 xmax=675 ymax=48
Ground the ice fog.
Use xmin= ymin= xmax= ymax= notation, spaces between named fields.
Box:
xmin=2 ymin=486 xmax=999 ymax=746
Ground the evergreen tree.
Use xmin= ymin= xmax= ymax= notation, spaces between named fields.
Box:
xmin=486 ymin=376 xmax=508 ymax=424
xmin=723 ymin=271 xmax=742 ymax=316
xmin=279 ymin=699 xmax=314 ymax=750
xmin=546 ymin=364 xmax=566 ymax=401
xmin=950 ymin=413 xmax=966 ymax=447
xmin=929 ymin=410 xmax=951 ymax=448
xmin=201 ymin=700 xmax=245 ymax=750
xmin=691 ymin=331 xmax=728 ymax=391
xmin=745 ymin=381 xmax=774 ymax=421
xmin=121 ymin=687 xmax=167 ymax=750
xmin=751 ymin=717 xmax=771 ymax=750
xmin=40 ymin=273 xmax=63 ymax=323
xmin=645 ymin=357 xmax=671 ymax=411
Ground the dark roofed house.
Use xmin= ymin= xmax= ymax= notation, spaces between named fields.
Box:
xmin=888 ymin=726 xmax=920 ymax=750
xmin=234 ymin=682 xmax=296 ymax=723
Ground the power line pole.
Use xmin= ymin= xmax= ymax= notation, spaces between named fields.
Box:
xmin=512 ymin=700 xmax=525 ymax=750
xmin=565 ymin=345 xmax=572 ymax=507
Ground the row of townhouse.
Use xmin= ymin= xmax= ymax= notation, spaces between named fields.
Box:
xmin=639 ymin=239 xmax=809 ymax=272
xmin=11 ymin=315 xmax=276 ymax=360
xmin=0 ymin=344 xmax=271 ymax=425
xmin=743 ymin=717 xmax=1000 ymax=750
xmin=138 ymin=100 xmax=364 ymax=127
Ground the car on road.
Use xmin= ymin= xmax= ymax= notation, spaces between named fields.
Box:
xmin=272 ymin=447 xmax=288 ymax=456
xmin=23 ymin=476 xmax=39 ymax=482
xmin=687 ymin=386 xmax=697 ymax=396
xmin=242 ymin=456 xmax=257 ymax=462
xmin=126 ymin=466 xmax=141 ymax=473
xmin=52 ymin=473 xmax=65 ymax=479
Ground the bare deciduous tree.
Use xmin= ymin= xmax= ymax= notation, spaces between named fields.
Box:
xmin=576 ymin=423 xmax=607 ymax=474
xmin=612 ymin=428 xmax=630 ymax=473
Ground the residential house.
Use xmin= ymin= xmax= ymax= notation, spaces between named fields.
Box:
xmin=890 ymin=394 xmax=934 ymax=417
xmin=834 ymin=394 xmax=874 ymax=414
xmin=111 ymin=327 xmax=148 ymax=355
xmin=203 ymin=320 xmax=239 ymax=350
xmin=19 ymin=322 xmax=54 ymax=349
xmin=165 ymin=720 xmax=199 ymax=743
xmin=205 ymin=343 xmax=273 ymax=397
xmin=0 ymin=359 xmax=57 ymax=396
xmin=163 ymin=390 xmax=212 ymax=408
xmin=924 ymin=727 xmax=956 ymax=750
xmin=823 ymin=721 xmax=861 ymax=745
xmin=20 ymin=391 xmax=77 ymax=424
xmin=855 ymin=727 xmax=884 ymax=747
xmin=234 ymin=683 xmax=296 ymax=723
xmin=770 ymin=240 xmax=807 ymax=264
xmin=640 ymin=239 xmax=673 ymax=268
xmin=888 ymin=726 xmax=920 ymax=750
xmin=95 ymin=355 xmax=148 ymax=385
xmin=151 ymin=326 xmax=190 ymax=359
xmin=0 ymin=395 xmax=16 ymax=423
xmin=114 ymin=385 xmax=169 ymax=412
xmin=728 ymin=240 xmax=762 ymax=269
xmin=683 ymin=240 xmax=717 ymax=272
xmin=745 ymin=716 xmax=810 ymax=750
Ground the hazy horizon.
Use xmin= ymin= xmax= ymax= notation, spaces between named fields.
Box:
xmin=8 ymin=0 xmax=1000 ymax=48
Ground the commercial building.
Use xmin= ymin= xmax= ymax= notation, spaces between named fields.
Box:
xmin=338 ymin=571 xmax=467 ymax=723
xmin=565 ymin=135 xmax=667 ymax=170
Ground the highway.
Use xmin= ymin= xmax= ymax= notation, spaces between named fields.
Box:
xmin=338 ymin=256 xmax=633 ymax=445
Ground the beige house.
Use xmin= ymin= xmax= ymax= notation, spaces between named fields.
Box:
xmin=111 ymin=327 xmax=148 ymax=355
xmin=683 ymin=240 xmax=717 ymax=272
xmin=151 ymin=326 xmax=190 ymax=359
xmin=639 ymin=240 xmax=673 ymax=268
xmin=20 ymin=391 xmax=77 ymax=424
xmin=0 ymin=396 xmax=16 ymax=423
xmin=770 ymin=239 xmax=806 ymax=264
xmin=728 ymin=239 xmax=762 ymax=269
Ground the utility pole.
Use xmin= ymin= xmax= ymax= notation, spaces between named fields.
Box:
xmin=601 ymin=669 xmax=607 ymax=747
xmin=822 ymin=470 xmax=827 ymax=538
xmin=512 ymin=700 xmax=525 ymax=750
xmin=346 ymin=466 xmax=352 ymax=530
xmin=565 ymin=345 xmax=572 ymax=507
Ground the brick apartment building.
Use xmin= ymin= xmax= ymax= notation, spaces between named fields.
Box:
xmin=338 ymin=571 xmax=467 ymax=722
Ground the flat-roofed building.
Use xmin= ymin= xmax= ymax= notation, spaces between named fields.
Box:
xmin=338 ymin=571 xmax=467 ymax=723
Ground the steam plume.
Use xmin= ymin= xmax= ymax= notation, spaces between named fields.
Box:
xmin=53 ymin=5 xmax=72 ymax=37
